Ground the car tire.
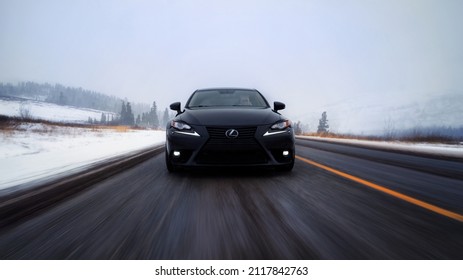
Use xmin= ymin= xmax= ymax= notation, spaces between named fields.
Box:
xmin=278 ymin=160 xmax=294 ymax=172
xmin=165 ymin=150 xmax=176 ymax=172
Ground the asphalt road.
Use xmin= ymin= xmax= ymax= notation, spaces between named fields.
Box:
xmin=0 ymin=139 xmax=462 ymax=259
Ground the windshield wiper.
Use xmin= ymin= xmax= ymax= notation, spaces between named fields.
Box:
xmin=187 ymin=105 xmax=212 ymax=108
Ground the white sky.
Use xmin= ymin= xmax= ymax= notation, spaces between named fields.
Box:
xmin=1 ymin=0 xmax=462 ymax=132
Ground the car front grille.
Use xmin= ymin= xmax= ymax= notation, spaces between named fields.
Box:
xmin=195 ymin=126 xmax=268 ymax=164
xmin=205 ymin=126 xmax=257 ymax=148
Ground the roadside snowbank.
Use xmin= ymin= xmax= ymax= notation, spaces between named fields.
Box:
xmin=0 ymin=124 xmax=165 ymax=190
xmin=297 ymin=136 xmax=463 ymax=159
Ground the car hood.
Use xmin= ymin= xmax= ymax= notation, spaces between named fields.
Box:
xmin=178 ymin=107 xmax=282 ymax=126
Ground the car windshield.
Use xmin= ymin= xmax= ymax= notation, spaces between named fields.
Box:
xmin=186 ymin=89 xmax=269 ymax=108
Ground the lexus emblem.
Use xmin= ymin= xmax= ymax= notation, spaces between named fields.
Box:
xmin=225 ymin=129 xmax=239 ymax=139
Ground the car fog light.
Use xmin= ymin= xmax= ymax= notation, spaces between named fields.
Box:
xmin=173 ymin=151 xmax=181 ymax=157
xmin=282 ymin=150 xmax=289 ymax=156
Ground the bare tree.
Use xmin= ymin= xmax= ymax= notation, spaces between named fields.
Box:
xmin=19 ymin=102 xmax=32 ymax=119
xmin=294 ymin=121 xmax=303 ymax=135
xmin=383 ymin=116 xmax=396 ymax=140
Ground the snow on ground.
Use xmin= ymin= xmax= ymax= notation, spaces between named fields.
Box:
xmin=0 ymin=97 xmax=117 ymax=123
xmin=0 ymin=123 xmax=165 ymax=190
xmin=297 ymin=136 xmax=463 ymax=158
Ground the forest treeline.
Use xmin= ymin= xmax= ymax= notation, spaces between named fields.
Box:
xmin=0 ymin=81 xmax=151 ymax=117
xmin=0 ymin=81 xmax=174 ymax=128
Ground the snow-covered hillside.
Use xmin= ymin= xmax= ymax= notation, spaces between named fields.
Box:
xmin=0 ymin=123 xmax=165 ymax=190
xmin=0 ymin=96 xmax=117 ymax=123
xmin=292 ymin=93 xmax=463 ymax=135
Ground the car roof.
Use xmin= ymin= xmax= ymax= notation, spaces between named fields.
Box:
xmin=195 ymin=87 xmax=257 ymax=92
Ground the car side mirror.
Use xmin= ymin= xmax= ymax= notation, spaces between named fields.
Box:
xmin=170 ymin=102 xmax=181 ymax=114
xmin=274 ymin=101 xmax=285 ymax=111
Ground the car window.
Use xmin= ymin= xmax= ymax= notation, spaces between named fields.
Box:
xmin=187 ymin=89 xmax=269 ymax=108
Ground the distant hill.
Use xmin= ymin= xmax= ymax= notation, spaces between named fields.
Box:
xmin=0 ymin=95 xmax=117 ymax=123
xmin=0 ymin=81 xmax=150 ymax=116
xmin=296 ymin=92 xmax=463 ymax=137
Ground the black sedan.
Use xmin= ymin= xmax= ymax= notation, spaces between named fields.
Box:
xmin=165 ymin=88 xmax=295 ymax=171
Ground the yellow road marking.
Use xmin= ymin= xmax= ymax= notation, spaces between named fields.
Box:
xmin=295 ymin=155 xmax=463 ymax=222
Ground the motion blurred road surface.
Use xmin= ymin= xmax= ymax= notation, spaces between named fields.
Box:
xmin=0 ymin=139 xmax=462 ymax=259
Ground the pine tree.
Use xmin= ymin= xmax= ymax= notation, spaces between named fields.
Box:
xmin=150 ymin=101 xmax=159 ymax=128
xmin=120 ymin=101 xmax=127 ymax=125
xmin=141 ymin=112 xmax=147 ymax=126
xmin=126 ymin=102 xmax=135 ymax=125
xmin=294 ymin=121 xmax=303 ymax=135
xmin=162 ymin=108 xmax=170 ymax=127
xmin=317 ymin=111 xmax=329 ymax=134
xmin=100 ymin=113 xmax=107 ymax=124
xmin=59 ymin=92 xmax=66 ymax=105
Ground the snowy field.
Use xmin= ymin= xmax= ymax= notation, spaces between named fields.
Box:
xmin=0 ymin=97 xmax=117 ymax=123
xmin=0 ymin=98 xmax=165 ymax=190
xmin=0 ymin=123 xmax=165 ymax=190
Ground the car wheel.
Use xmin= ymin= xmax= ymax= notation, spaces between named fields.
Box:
xmin=278 ymin=160 xmax=294 ymax=172
xmin=165 ymin=150 xmax=176 ymax=172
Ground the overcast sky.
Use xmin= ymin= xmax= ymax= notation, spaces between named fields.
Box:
xmin=1 ymin=0 xmax=462 ymax=132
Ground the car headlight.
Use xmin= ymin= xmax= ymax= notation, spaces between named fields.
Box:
xmin=170 ymin=121 xmax=200 ymax=137
xmin=271 ymin=120 xmax=291 ymax=130
xmin=171 ymin=120 xmax=192 ymax=130
xmin=264 ymin=120 xmax=292 ymax=136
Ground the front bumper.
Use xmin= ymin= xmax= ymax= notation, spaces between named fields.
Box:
xmin=166 ymin=125 xmax=295 ymax=167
